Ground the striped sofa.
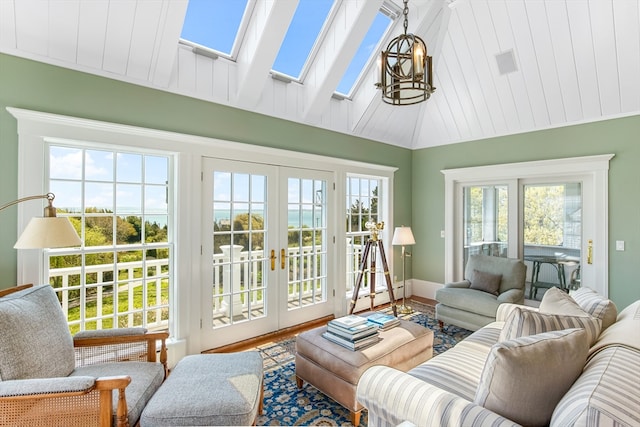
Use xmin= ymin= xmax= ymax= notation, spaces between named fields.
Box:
xmin=357 ymin=289 xmax=640 ymax=427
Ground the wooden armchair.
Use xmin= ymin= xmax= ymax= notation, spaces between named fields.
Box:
xmin=0 ymin=284 xmax=168 ymax=427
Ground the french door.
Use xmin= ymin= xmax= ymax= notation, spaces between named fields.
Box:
xmin=200 ymin=158 xmax=334 ymax=349
xmin=444 ymin=155 xmax=612 ymax=299
xmin=461 ymin=179 xmax=585 ymax=300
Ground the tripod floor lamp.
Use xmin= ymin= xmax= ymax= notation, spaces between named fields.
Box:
xmin=392 ymin=226 xmax=415 ymax=314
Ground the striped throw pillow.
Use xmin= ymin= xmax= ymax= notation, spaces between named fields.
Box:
xmin=475 ymin=328 xmax=589 ymax=427
xmin=499 ymin=306 xmax=602 ymax=346
xmin=571 ymin=287 xmax=618 ymax=330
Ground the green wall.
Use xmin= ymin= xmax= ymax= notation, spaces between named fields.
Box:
xmin=413 ymin=115 xmax=640 ymax=309
xmin=0 ymin=53 xmax=412 ymax=287
xmin=2 ymin=53 xmax=638 ymax=310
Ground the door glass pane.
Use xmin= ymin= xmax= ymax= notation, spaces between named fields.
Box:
xmin=287 ymin=178 xmax=327 ymax=309
xmin=463 ymin=185 xmax=509 ymax=267
xmin=211 ymin=171 xmax=267 ymax=326
xmin=523 ymin=183 xmax=581 ymax=301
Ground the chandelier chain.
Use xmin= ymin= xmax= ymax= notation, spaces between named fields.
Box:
xmin=403 ymin=0 xmax=409 ymax=34
xmin=376 ymin=0 xmax=435 ymax=105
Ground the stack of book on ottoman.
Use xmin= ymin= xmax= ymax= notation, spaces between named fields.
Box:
xmin=366 ymin=312 xmax=400 ymax=330
xmin=322 ymin=315 xmax=379 ymax=350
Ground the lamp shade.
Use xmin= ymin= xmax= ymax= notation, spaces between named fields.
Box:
xmin=14 ymin=217 xmax=82 ymax=249
xmin=392 ymin=226 xmax=415 ymax=246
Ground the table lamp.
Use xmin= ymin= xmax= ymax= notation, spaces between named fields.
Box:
xmin=392 ymin=226 xmax=415 ymax=314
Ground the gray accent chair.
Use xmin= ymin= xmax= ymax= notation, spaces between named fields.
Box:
xmin=0 ymin=284 xmax=168 ymax=427
xmin=435 ymin=255 xmax=527 ymax=331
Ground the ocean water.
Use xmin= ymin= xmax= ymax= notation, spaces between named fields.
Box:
xmin=138 ymin=210 xmax=320 ymax=228
xmin=214 ymin=210 xmax=319 ymax=227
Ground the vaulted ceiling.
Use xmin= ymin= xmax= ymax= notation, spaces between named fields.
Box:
xmin=1 ymin=0 xmax=639 ymax=150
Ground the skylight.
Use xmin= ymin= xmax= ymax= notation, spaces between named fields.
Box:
xmin=272 ymin=0 xmax=336 ymax=80
xmin=181 ymin=0 xmax=250 ymax=57
xmin=336 ymin=11 xmax=393 ymax=96
xmin=181 ymin=0 xmax=395 ymax=99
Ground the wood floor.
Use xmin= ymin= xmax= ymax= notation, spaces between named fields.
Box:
xmin=204 ymin=296 xmax=436 ymax=354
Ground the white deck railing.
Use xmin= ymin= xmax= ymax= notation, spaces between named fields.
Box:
xmin=50 ymin=259 xmax=169 ymax=332
xmin=51 ymin=241 xmax=578 ymax=332
xmin=50 ymin=244 xmax=368 ymax=331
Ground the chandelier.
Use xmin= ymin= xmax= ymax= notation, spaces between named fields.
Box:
xmin=376 ymin=0 xmax=435 ymax=105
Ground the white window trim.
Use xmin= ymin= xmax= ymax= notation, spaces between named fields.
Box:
xmin=442 ymin=154 xmax=614 ymax=297
xmin=343 ymin=172 xmax=394 ymax=313
xmin=8 ymin=107 xmax=396 ymax=356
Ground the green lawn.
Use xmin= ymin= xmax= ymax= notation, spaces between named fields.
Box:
xmin=66 ymin=280 xmax=169 ymax=334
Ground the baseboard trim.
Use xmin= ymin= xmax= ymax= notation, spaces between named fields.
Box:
xmin=411 ymin=279 xmax=443 ymax=300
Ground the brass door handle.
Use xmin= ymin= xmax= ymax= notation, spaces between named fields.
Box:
xmin=587 ymin=239 xmax=593 ymax=264
xmin=270 ymin=249 xmax=276 ymax=271
xmin=281 ymin=248 xmax=286 ymax=270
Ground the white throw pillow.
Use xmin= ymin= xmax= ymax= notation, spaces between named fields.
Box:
xmin=540 ymin=286 xmax=589 ymax=316
xmin=475 ymin=328 xmax=588 ymax=427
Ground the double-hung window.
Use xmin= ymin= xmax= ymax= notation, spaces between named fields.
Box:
xmin=47 ymin=144 xmax=173 ymax=334
xmin=345 ymin=174 xmax=391 ymax=305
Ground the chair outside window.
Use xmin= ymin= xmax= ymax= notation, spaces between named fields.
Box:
xmin=569 ymin=265 xmax=581 ymax=290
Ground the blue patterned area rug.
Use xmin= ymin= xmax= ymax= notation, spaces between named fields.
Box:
xmin=254 ymin=302 xmax=472 ymax=426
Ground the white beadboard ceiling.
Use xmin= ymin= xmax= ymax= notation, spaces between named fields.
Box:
xmin=1 ymin=0 xmax=638 ymax=150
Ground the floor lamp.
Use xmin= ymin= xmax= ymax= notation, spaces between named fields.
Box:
xmin=392 ymin=226 xmax=415 ymax=314
xmin=1 ymin=193 xmax=81 ymax=249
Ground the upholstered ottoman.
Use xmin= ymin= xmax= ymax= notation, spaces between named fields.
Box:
xmin=140 ymin=352 xmax=263 ymax=426
xmin=295 ymin=316 xmax=433 ymax=426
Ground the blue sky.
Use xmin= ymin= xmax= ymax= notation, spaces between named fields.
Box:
xmin=180 ymin=0 xmax=247 ymax=54
xmin=272 ymin=0 xmax=334 ymax=78
xmin=181 ymin=0 xmax=392 ymax=96
xmin=49 ymin=146 xmax=169 ymax=214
